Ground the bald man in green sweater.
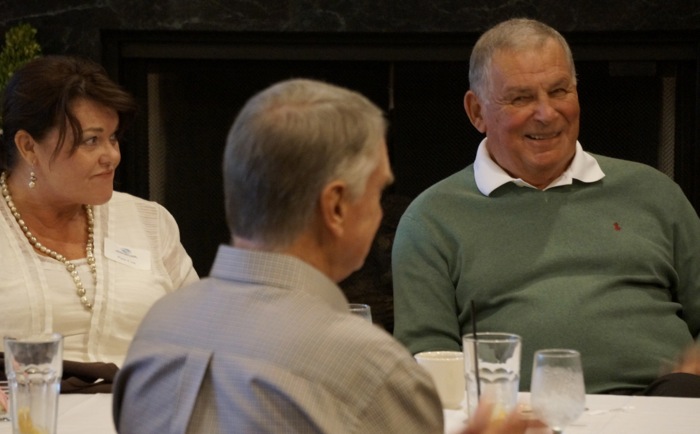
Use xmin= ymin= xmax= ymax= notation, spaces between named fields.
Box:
xmin=393 ymin=18 xmax=700 ymax=396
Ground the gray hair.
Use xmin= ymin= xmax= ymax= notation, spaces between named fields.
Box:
xmin=223 ymin=78 xmax=387 ymax=248
xmin=469 ymin=18 xmax=577 ymax=100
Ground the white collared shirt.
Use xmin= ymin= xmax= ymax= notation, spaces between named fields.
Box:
xmin=473 ymin=138 xmax=605 ymax=196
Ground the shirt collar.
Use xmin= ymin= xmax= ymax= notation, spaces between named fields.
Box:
xmin=473 ymin=139 xmax=605 ymax=196
xmin=210 ymin=245 xmax=349 ymax=313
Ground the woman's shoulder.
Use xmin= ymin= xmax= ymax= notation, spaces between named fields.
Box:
xmin=105 ymin=192 xmax=177 ymax=226
xmin=109 ymin=191 xmax=154 ymax=205
xmin=108 ymin=191 xmax=168 ymax=212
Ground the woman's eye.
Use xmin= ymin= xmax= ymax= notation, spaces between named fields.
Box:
xmin=83 ymin=136 xmax=98 ymax=146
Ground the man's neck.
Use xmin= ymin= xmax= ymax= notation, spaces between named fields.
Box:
xmin=232 ymin=234 xmax=342 ymax=283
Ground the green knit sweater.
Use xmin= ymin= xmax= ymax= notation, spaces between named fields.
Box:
xmin=392 ymin=154 xmax=700 ymax=393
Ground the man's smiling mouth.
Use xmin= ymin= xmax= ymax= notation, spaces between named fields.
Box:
xmin=526 ymin=132 xmax=559 ymax=140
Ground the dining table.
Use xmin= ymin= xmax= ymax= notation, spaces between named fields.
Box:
xmin=0 ymin=394 xmax=116 ymax=434
xmin=445 ymin=392 xmax=700 ymax=434
xmin=1 ymin=391 xmax=699 ymax=433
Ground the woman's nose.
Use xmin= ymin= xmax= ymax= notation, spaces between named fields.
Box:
xmin=99 ymin=141 xmax=121 ymax=167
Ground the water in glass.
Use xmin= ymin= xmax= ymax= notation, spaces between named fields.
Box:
xmin=530 ymin=349 xmax=585 ymax=433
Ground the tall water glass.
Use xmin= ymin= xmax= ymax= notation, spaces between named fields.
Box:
xmin=463 ymin=332 xmax=521 ymax=420
xmin=4 ymin=333 xmax=63 ymax=434
xmin=530 ymin=349 xmax=585 ymax=434
xmin=348 ymin=303 xmax=372 ymax=323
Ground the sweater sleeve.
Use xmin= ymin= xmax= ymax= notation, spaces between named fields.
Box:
xmin=669 ymin=183 xmax=700 ymax=338
xmin=392 ymin=209 xmax=463 ymax=354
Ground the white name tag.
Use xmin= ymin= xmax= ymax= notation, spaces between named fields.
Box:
xmin=104 ymin=238 xmax=151 ymax=270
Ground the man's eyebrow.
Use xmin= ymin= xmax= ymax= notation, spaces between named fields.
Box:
xmin=550 ymin=77 xmax=573 ymax=88
xmin=501 ymin=85 xmax=533 ymax=95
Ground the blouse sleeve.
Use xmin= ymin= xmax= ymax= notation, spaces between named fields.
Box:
xmin=156 ymin=203 xmax=199 ymax=290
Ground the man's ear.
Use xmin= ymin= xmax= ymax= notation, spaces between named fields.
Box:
xmin=464 ymin=90 xmax=487 ymax=134
xmin=14 ymin=130 xmax=38 ymax=165
xmin=319 ymin=180 xmax=348 ymax=238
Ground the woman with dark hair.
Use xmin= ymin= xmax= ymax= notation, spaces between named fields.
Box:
xmin=0 ymin=55 xmax=198 ymax=367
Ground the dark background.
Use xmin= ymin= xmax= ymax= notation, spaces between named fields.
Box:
xmin=3 ymin=1 xmax=699 ymax=331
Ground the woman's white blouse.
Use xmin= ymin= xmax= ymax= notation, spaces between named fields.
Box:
xmin=0 ymin=191 xmax=199 ymax=367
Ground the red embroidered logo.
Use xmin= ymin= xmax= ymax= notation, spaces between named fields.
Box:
xmin=613 ymin=222 xmax=621 ymax=231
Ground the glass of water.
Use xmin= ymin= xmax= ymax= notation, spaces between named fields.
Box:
xmin=4 ymin=333 xmax=63 ymax=434
xmin=348 ymin=303 xmax=372 ymax=323
xmin=530 ymin=349 xmax=586 ymax=434
xmin=463 ymin=332 xmax=521 ymax=420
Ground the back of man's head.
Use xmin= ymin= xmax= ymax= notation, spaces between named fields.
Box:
xmin=223 ymin=78 xmax=387 ymax=248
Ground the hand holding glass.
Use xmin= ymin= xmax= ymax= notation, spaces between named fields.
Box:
xmin=530 ymin=349 xmax=585 ymax=434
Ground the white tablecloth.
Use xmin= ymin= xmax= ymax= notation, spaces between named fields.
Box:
xmin=1 ymin=392 xmax=699 ymax=433
xmin=0 ymin=394 xmax=116 ymax=434
xmin=444 ymin=393 xmax=700 ymax=434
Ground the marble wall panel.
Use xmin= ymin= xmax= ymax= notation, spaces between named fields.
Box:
xmin=2 ymin=0 xmax=699 ymax=60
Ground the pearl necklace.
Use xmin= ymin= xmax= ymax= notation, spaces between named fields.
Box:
xmin=0 ymin=172 xmax=96 ymax=311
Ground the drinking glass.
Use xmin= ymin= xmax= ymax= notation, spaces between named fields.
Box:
xmin=463 ymin=332 xmax=521 ymax=420
xmin=348 ymin=303 xmax=372 ymax=323
xmin=4 ymin=333 xmax=63 ymax=434
xmin=530 ymin=349 xmax=585 ymax=434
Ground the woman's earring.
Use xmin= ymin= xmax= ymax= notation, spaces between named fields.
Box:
xmin=28 ymin=171 xmax=37 ymax=189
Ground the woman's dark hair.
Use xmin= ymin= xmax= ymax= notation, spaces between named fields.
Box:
xmin=0 ymin=55 xmax=137 ymax=171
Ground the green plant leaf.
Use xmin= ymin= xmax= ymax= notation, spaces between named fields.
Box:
xmin=0 ymin=23 xmax=43 ymax=125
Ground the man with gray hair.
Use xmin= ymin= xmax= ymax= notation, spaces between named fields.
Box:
xmin=393 ymin=18 xmax=700 ymax=397
xmin=113 ymin=78 xmax=452 ymax=433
